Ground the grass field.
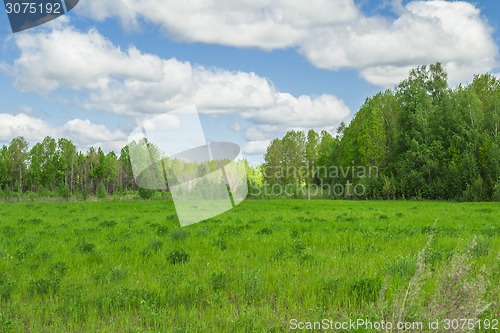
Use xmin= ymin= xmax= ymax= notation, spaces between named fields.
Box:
xmin=0 ymin=199 xmax=498 ymax=332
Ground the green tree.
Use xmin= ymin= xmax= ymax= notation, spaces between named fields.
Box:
xmin=118 ymin=145 xmax=135 ymax=191
xmin=305 ymin=129 xmax=319 ymax=184
xmin=8 ymin=137 xmax=29 ymax=192
xmin=0 ymin=145 xmax=11 ymax=191
xmin=58 ymin=138 xmax=78 ymax=194
xmin=315 ymin=130 xmax=338 ymax=186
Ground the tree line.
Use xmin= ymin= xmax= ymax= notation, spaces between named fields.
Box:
xmin=0 ymin=136 xmax=137 ymax=199
xmin=260 ymin=63 xmax=500 ymax=201
xmin=1 ymin=63 xmax=499 ymax=201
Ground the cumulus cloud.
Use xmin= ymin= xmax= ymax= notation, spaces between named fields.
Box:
xmin=61 ymin=119 xmax=127 ymax=150
xmin=0 ymin=113 xmax=56 ymax=142
xmin=12 ymin=27 xmax=351 ymax=149
xmin=243 ymin=140 xmax=271 ymax=155
xmin=14 ymin=28 xmax=163 ymax=92
xmin=241 ymin=93 xmax=349 ymax=127
xmin=74 ymin=0 xmax=498 ymax=87
xmin=301 ymin=1 xmax=498 ymax=86
xmin=0 ymin=113 xmax=126 ymax=152
xmin=75 ymin=0 xmax=359 ymax=49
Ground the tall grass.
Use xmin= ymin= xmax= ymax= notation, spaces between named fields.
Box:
xmin=0 ymin=200 xmax=498 ymax=332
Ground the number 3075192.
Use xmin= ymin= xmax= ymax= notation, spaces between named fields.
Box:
xmin=5 ymin=2 xmax=62 ymax=14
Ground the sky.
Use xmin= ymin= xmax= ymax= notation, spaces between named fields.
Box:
xmin=0 ymin=0 xmax=499 ymax=165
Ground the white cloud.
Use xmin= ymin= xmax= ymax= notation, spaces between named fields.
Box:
xmin=301 ymin=1 xmax=498 ymax=87
xmin=245 ymin=125 xmax=280 ymax=141
xmin=12 ymin=27 xmax=351 ymax=153
xmin=243 ymin=140 xmax=271 ymax=155
xmin=61 ymin=119 xmax=126 ymax=150
xmin=74 ymin=0 xmax=498 ymax=87
xmin=241 ymin=93 xmax=349 ymax=127
xmin=14 ymin=28 xmax=163 ymax=92
xmin=359 ymin=65 xmax=415 ymax=88
xmin=0 ymin=113 xmax=126 ymax=152
xmin=0 ymin=113 xmax=56 ymax=142
xmin=75 ymin=0 xmax=359 ymax=49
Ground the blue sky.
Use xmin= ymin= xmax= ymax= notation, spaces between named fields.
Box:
xmin=0 ymin=0 xmax=500 ymax=165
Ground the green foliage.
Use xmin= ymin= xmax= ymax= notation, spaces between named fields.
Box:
xmin=97 ymin=183 xmax=108 ymax=199
xmin=76 ymin=241 xmax=95 ymax=254
xmin=260 ymin=63 xmax=500 ymax=201
xmin=494 ymin=179 xmax=500 ymax=201
xmin=57 ymin=183 xmax=71 ymax=199
xmin=137 ymin=187 xmax=156 ymax=200
xmin=167 ymin=249 xmax=190 ymax=265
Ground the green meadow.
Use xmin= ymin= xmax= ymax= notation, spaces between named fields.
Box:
xmin=0 ymin=199 xmax=498 ymax=332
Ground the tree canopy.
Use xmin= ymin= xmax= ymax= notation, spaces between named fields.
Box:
xmin=262 ymin=64 xmax=500 ymax=201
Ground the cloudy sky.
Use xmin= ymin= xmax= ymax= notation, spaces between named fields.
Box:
xmin=0 ymin=0 xmax=499 ymax=164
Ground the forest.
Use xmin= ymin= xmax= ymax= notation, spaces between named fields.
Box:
xmin=0 ymin=63 xmax=499 ymax=201
xmin=261 ymin=63 xmax=500 ymax=201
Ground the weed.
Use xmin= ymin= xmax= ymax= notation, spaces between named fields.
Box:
xmin=28 ymin=277 xmax=60 ymax=296
xmin=141 ymin=239 xmax=163 ymax=257
xmin=471 ymin=237 xmax=490 ymax=257
xmin=257 ymin=227 xmax=272 ymax=235
xmin=51 ymin=262 xmax=68 ymax=277
xmin=76 ymin=241 xmax=95 ymax=254
xmin=213 ymin=238 xmax=227 ymax=251
xmin=99 ymin=220 xmax=117 ymax=228
xmin=109 ymin=266 xmax=128 ymax=282
xmin=0 ymin=273 xmax=15 ymax=301
xmin=385 ymin=255 xmax=416 ymax=277
xmin=170 ymin=228 xmax=189 ymax=241
xmin=156 ymin=225 xmax=169 ymax=236
xmin=167 ymin=249 xmax=190 ymax=265
xmin=386 ymin=235 xmax=493 ymax=332
xmin=210 ymin=272 xmax=228 ymax=292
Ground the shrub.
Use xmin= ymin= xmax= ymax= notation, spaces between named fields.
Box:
xmin=57 ymin=184 xmax=71 ymax=199
xmin=137 ymin=187 xmax=156 ymax=200
xmin=97 ymin=184 xmax=108 ymax=199
xmin=493 ymin=178 xmax=500 ymax=201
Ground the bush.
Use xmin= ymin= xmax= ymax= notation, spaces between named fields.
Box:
xmin=494 ymin=178 xmax=500 ymax=201
xmin=57 ymin=184 xmax=71 ymax=199
xmin=137 ymin=187 xmax=156 ymax=200
xmin=97 ymin=184 xmax=108 ymax=199
xmin=2 ymin=187 xmax=12 ymax=202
